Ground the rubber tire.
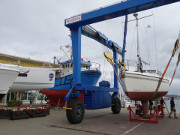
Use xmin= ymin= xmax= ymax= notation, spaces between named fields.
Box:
xmin=111 ymin=97 xmax=121 ymax=114
xmin=66 ymin=99 xmax=85 ymax=124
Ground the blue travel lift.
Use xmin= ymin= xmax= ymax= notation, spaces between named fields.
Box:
xmin=64 ymin=25 xmax=122 ymax=124
xmin=64 ymin=0 xmax=180 ymax=124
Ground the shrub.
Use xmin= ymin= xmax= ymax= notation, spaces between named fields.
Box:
xmin=7 ymin=100 xmax=23 ymax=107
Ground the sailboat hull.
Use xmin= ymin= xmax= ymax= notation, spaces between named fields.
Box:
xmin=0 ymin=66 xmax=19 ymax=96
xmin=9 ymin=67 xmax=55 ymax=91
xmin=121 ymin=71 xmax=169 ymax=101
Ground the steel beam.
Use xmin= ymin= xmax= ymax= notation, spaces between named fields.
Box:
xmin=71 ymin=27 xmax=82 ymax=85
xmin=82 ymin=25 xmax=122 ymax=55
xmin=65 ymin=0 xmax=180 ymax=28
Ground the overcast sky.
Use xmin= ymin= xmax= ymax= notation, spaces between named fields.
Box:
xmin=0 ymin=0 xmax=180 ymax=95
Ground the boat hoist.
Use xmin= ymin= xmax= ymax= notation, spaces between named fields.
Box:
xmin=63 ymin=0 xmax=180 ymax=124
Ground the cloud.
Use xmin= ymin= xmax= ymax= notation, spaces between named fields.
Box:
xmin=0 ymin=0 xmax=180 ymax=94
xmin=168 ymin=78 xmax=180 ymax=95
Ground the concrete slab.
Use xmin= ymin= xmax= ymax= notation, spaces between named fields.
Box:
xmin=0 ymin=108 xmax=180 ymax=135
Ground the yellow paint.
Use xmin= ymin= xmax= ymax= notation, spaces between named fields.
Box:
xmin=62 ymin=107 xmax=72 ymax=110
xmin=104 ymin=52 xmax=115 ymax=65
xmin=0 ymin=53 xmax=59 ymax=68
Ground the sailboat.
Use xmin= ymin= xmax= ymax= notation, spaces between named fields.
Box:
xmin=0 ymin=53 xmax=56 ymax=94
xmin=120 ymin=13 xmax=169 ymax=101
xmin=0 ymin=63 xmax=19 ymax=99
xmin=9 ymin=66 xmax=56 ymax=92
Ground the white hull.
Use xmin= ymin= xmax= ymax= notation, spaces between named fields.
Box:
xmin=121 ymin=71 xmax=169 ymax=100
xmin=9 ymin=67 xmax=56 ymax=91
xmin=0 ymin=64 xmax=19 ymax=94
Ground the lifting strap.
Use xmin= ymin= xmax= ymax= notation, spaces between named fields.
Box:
xmin=104 ymin=52 xmax=121 ymax=83
xmin=169 ymin=53 xmax=180 ymax=86
xmin=151 ymin=33 xmax=180 ymax=99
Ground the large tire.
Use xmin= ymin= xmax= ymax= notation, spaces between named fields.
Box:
xmin=66 ymin=99 xmax=85 ymax=124
xmin=111 ymin=97 xmax=121 ymax=114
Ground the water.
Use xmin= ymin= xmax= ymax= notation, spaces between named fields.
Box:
xmin=164 ymin=99 xmax=180 ymax=113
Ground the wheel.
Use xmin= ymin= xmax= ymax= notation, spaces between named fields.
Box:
xmin=66 ymin=99 xmax=85 ymax=124
xmin=111 ymin=97 xmax=121 ymax=114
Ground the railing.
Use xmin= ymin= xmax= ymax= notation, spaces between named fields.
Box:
xmin=90 ymin=62 xmax=101 ymax=71
xmin=124 ymin=59 xmax=138 ymax=71
xmin=123 ymin=59 xmax=161 ymax=74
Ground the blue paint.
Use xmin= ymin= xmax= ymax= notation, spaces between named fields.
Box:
xmin=71 ymin=27 xmax=82 ymax=85
xmin=50 ymin=70 xmax=101 ymax=90
xmin=74 ymin=85 xmax=118 ymax=92
xmin=84 ymin=91 xmax=111 ymax=109
xmin=99 ymin=81 xmax=110 ymax=88
xmin=65 ymin=0 xmax=180 ymax=28
xmin=49 ymin=73 xmax=54 ymax=79
xmin=64 ymin=88 xmax=74 ymax=101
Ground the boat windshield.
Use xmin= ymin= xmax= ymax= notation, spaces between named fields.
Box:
xmin=142 ymin=69 xmax=162 ymax=76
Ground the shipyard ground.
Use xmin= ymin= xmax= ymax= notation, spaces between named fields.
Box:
xmin=0 ymin=108 xmax=179 ymax=135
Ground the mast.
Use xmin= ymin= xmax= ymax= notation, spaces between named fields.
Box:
xmin=134 ymin=13 xmax=142 ymax=72
xmin=122 ymin=15 xmax=128 ymax=64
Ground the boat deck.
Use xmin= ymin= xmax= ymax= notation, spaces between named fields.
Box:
xmin=0 ymin=108 xmax=179 ymax=135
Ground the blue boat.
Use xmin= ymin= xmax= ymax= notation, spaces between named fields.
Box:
xmin=40 ymin=59 xmax=101 ymax=106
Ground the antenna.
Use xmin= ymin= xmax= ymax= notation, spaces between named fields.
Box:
xmin=53 ymin=56 xmax=56 ymax=65
xmin=68 ymin=34 xmax=73 ymax=60
xmin=60 ymin=46 xmax=70 ymax=59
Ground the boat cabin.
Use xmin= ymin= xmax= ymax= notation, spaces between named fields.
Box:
xmin=56 ymin=59 xmax=92 ymax=79
xmin=61 ymin=59 xmax=91 ymax=70
xmin=142 ymin=69 xmax=162 ymax=76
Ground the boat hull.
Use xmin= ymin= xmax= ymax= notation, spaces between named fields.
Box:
xmin=9 ymin=67 xmax=55 ymax=91
xmin=0 ymin=66 xmax=19 ymax=96
xmin=121 ymin=71 xmax=169 ymax=101
xmin=40 ymin=70 xmax=101 ymax=106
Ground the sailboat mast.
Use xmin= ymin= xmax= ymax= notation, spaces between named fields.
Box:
xmin=134 ymin=13 xmax=142 ymax=72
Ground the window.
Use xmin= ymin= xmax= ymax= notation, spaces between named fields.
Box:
xmin=18 ymin=73 xmax=27 ymax=77
xmin=21 ymin=92 xmax=28 ymax=100
xmin=28 ymin=91 xmax=36 ymax=100
xmin=81 ymin=64 xmax=85 ymax=68
xmin=38 ymin=93 xmax=44 ymax=100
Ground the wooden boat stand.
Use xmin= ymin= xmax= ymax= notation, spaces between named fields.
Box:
xmin=128 ymin=104 xmax=164 ymax=124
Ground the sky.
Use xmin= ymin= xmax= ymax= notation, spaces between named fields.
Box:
xmin=0 ymin=0 xmax=180 ymax=95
